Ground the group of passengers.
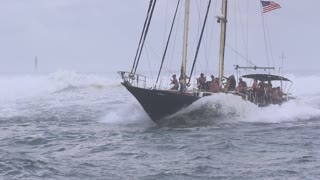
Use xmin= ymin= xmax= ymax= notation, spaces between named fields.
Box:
xmin=171 ymin=73 xmax=237 ymax=93
xmin=196 ymin=73 xmax=221 ymax=93
xmin=170 ymin=73 xmax=284 ymax=104
xmin=247 ymin=78 xmax=284 ymax=104
xmin=170 ymin=73 xmax=189 ymax=94
xmin=254 ymin=80 xmax=283 ymax=105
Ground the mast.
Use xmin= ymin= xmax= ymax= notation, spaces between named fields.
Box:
xmin=218 ymin=0 xmax=227 ymax=88
xmin=181 ymin=0 xmax=190 ymax=88
xmin=280 ymin=51 xmax=286 ymax=75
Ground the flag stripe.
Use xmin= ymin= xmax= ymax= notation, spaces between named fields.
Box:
xmin=263 ymin=6 xmax=281 ymax=13
xmin=261 ymin=1 xmax=281 ymax=13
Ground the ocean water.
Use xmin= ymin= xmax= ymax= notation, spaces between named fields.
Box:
xmin=1 ymin=70 xmax=320 ymax=180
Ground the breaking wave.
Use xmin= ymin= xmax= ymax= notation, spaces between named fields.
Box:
xmin=0 ymin=70 xmax=120 ymax=102
xmin=99 ymin=101 xmax=153 ymax=126
xmin=156 ymin=93 xmax=320 ymax=127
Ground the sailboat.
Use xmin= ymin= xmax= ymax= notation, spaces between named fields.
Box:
xmin=119 ymin=0 xmax=293 ymax=124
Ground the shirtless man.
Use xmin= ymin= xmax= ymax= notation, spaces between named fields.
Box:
xmin=170 ymin=74 xmax=179 ymax=90
xmin=197 ymin=73 xmax=206 ymax=90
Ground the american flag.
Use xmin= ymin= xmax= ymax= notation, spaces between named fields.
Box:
xmin=261 ymin=1 xmax=281 ymax=13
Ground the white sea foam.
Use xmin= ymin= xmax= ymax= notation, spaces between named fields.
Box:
xmin=175 ymin=92 xmax=320 ymax=124
xmin=168 ymin=74 xmax=320 ymax=124
xmin=0 ymin=70 xmax=120 ymax=102
xmin=99 ymin=101 xmax=153 ymax=125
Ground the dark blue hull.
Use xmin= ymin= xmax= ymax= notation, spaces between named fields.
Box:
xmin=122 ymin=83 xmax=200 ymax=124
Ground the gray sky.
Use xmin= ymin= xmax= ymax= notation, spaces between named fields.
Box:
xmin=0 ymin=0 xmax=319 ymax=74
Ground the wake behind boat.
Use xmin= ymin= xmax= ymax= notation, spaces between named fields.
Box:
xmin=119 ymin=0 xmax=293 ymax=124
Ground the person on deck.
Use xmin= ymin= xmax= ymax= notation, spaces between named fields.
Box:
xmin=267 ymin=78 xmax=273 ymax=88
xmin=170 ymin=74 xmax=179 ymax=90
xmin=252 ymin=79 xmax=258 ymax=103
xmin=257 ymin=80 xmax=266 ymax=104
xmin=224 ymin=75 xmax=236 ymax=92
xmin=275 ymin=86 xmax=282 ymax=103
xmin=236 ymin=78 xmax=247 ymax=94
xmin=231 ymin=76 xmax=236 ymax=90
xmin=197 ymin=73 xmax=206 ymax=90
xmin=178 ymin=73 xmax=189 ymax=93
xmin=266 ymin=83 xmax=273 ymax=104
xmin=252 ymin=79 xmax=258 ymax=95
xmin=206 ymin=75 xmax=215 ymax=91
xmin=211 ymin=78 xmax=220 ymax=93
xmin=211 ymin=75 xmax=215 ymax=81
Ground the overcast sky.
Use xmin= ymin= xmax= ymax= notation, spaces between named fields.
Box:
xmin=0 ymin=0 xmax=319 ymax=75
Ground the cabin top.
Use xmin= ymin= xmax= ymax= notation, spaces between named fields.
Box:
xmin=241 ymin=74 xmax=291 ymax=82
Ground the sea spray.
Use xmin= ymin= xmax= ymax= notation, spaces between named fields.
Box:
xmin=99 ymin=101 xmax=152 ymax=125
xmin=0 ymin=70 xmax=119 ymax=102
xmin=157 ymin=93 xmax=320 ymax=126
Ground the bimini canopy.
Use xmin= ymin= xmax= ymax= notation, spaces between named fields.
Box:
xmin=241 ymin=74 xmax=291 ymax=82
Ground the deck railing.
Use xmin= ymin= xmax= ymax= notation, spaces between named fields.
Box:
xmin=118 ymin=71 xmax=147 ymax=89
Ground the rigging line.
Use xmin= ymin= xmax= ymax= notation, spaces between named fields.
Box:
xmin=145 ymin=42 xmax=154 ymax=87
xmin=166 ymin=2 xmax=182 ymax=89
xmin=226 ymin=44 xmax=255 ymax=66
xmin=205 ymin=12 xmax=213 ymax=76
xmin=145 ymin=39 xmax=161 ymax=61
xmin=194 ymin=2 xmax=206 ymax=75
xmin=259 ymin=4 xmax=271 ymax=68
xmin=198 ymin=1 xmax=209 ymax=76
xmin=162 ymin=0 xmax=169 ymax=51
xmin=234 ymin=0 xmax=238 ymax=67
xmin=202 ymin=1 xmax=209 ymax=76
xmin=234 ymin=0 xmax=239 ymax=79
xmin=131 ymin=0 xmax=154 ymax=74
xmin=155 ymin=0 xmax=181 ymax=86
xmin=265 ymin=15 xmax=276 ymax=73
xmin=196 ymin=1 xmax=202 ymax=48
xmin=133 ymin=0 xmax=157 ymax=74
xmin=188 ymin=1 xmax=205 ymax=76
xmin=246 ymin=0 xmax=249 ymax=66
xmin=207 ymin=0 xmax=218 ymax=76
xmin=237 ymin=0 xmax=249 ymax=65
xmin=187 ymin=0 xmax=212 ymax=85
xmin=196 ymin=1 xmax=208 ymax=75
xmin=204 ymin=1 xmax=212 ymax=77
